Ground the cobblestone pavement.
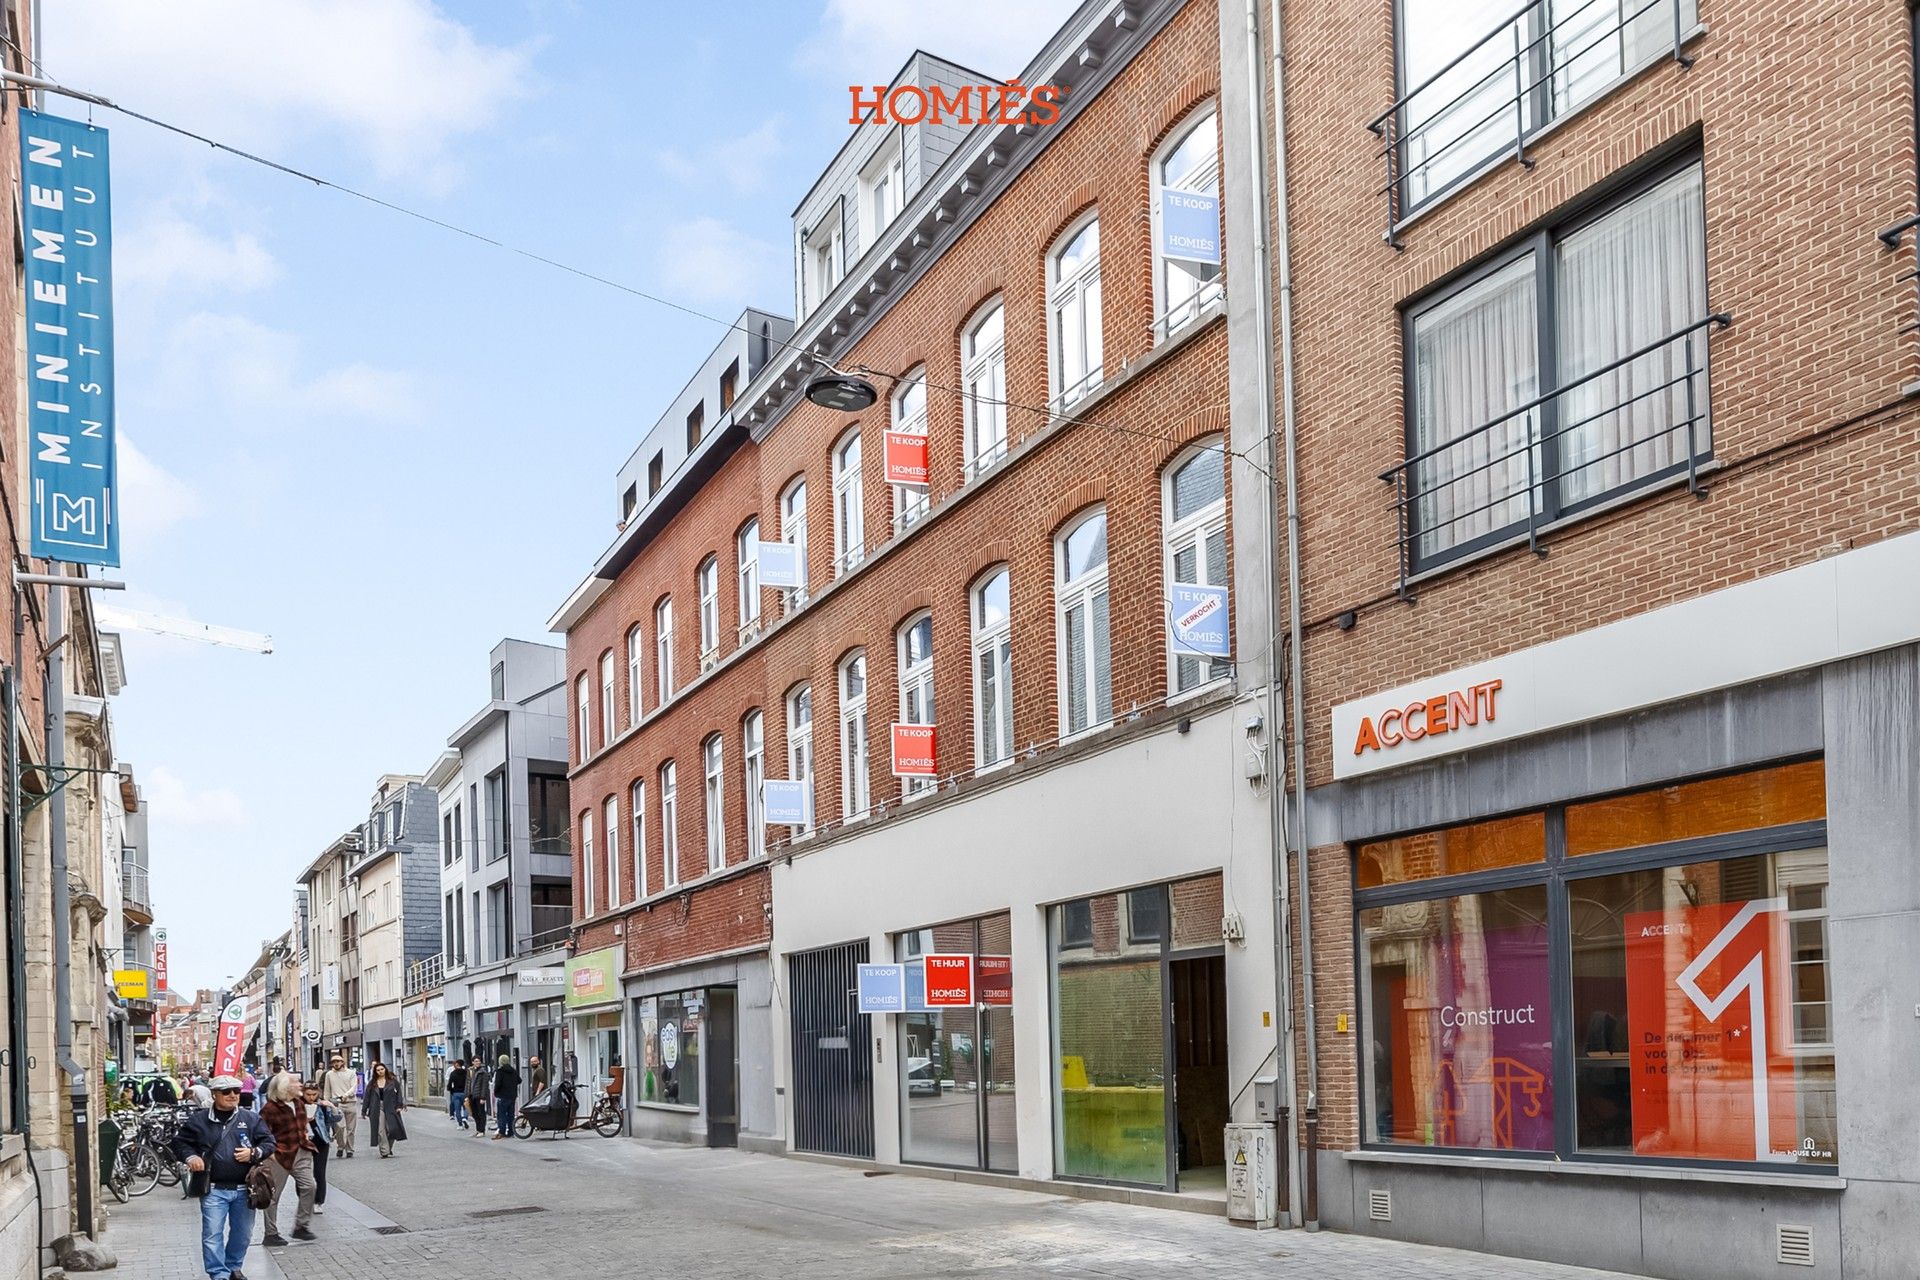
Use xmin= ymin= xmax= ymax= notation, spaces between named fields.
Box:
xmin=95 ymin=1111 xmax=1649 ymax=1279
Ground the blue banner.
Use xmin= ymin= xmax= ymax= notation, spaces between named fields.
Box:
xmin=1170 ymin=583 xmax=1230 ymax=658
xmin=758 ymin=540 xmax=803 ymax=590
xmin=21 ymin=110 xmax=117 ymax=567
xmin=762 ymin=778 xmax=810 ymax=826
xmin=855 ymin=964 xmax=905 ymax=1016
xmin=1160 ymin=187 xmax=1220 ymax=265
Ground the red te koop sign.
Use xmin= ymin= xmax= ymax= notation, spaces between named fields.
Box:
xmin=924 ymin=954 xmax=975 ymax=1007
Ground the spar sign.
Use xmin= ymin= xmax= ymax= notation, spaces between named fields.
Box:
xmin=20 ymin=110 xmax=118 ymax=567
xmin=213 ymin=994 xmax=255 ymax=1078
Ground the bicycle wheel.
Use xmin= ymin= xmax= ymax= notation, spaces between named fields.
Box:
xmin=513 ymin=1115 xmax=533 ymax=1140
xmin=122 ymin=1144 xmax=160 ymax=1197
xmin=106 ymin=1169 xmax=129 ymax=1204
xmin=593 ymin=1104 xmax=621 ymax=1138
xmin=153 ymin=1146 xmax=181 ymax=1187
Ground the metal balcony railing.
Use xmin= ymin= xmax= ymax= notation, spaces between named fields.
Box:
xmin=479 ymin=819 xmax=573 ymax=864
xmin=121 ymin=864 xmax=150 ymax=911
xmin=1367 ymin=0 xmax=1696 ymax=246
xmin=1380 ymin=314 xmax=1729 ymax=593
xmin=524 ymin=919 xmax=571 ymax=954
xmin=405 ymin=954 xmax=444 ymax=996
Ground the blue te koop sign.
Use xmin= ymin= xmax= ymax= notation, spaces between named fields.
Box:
xmin=1159 ymin=188 xmax=1220 ymax=266
xmin=1169 ymin=583 xmax=1230 ymax=658
xmin=855 ymin=964 xmax=906 ymax=1016
xmin=20 ymin=109 xmax=118 ymax=567
xmin=757 ymin=540 xmax=804 ymax=590
xmin=762 ymin=779 xmax=811 ymax=826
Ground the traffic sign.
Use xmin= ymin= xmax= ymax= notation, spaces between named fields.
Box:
xmin=304 ymin=1028 xmax=321 ymax=1044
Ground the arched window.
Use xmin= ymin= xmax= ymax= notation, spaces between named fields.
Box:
xmin=737 ymin=517 xmax=762 ymax=636
xmin=833 ymin=429 xmax=865 ymax=576
xmin=786 ymin=684 xmax=815 ymax=835
xmin=839 ymin=650 xmax=870 ymax=819
xmin=972 ymin=567 xmax=1014 ymax=768
xmin=603 ymin=794 xmax=620 ymax=910
xmin=598 ymin=650 xmax=615 ymax=748
xmin=575 ymin=673 xmax=590 ymax=763
xmin=1166 ymin=437 xmax=1230 ymax=694
xmin=1049 ymin=214 xmax=1103 ymax=410
xmin=625 ymin=625 xmax=644 ymax=727
xmin=697 ymin=555 xmax=721 ymax=665
xmin=629 ymin=778 xmax=647 ymax=901
xmin=897 ymin=612 xmax=935 ymax=798
xmin=743 ymin=710 xmax=765 ymax=859
xmin=1152 ymin=104 xmax=1222 ymax=341
xmin=659 ymin=761 xmax=680 ymax=890
xmin=892 ymin=367 xmax=930 ymax=531
xmin=781 ymin=475 xmax=810 ymax=608
xmin=654 ymin=597 xmax=675 ymax=704
xmin=1057 ymin=508 xmax=1112 ymax=736
xmin=580 ymin=808 xmax=596 ymax=915
xmin=702 ymin=734 xmax=726 ymax=872
xmin=963 ymin=300 xmax=1007 ymax=477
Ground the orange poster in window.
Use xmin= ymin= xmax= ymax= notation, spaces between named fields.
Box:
xmin=1624 ymin=898 xmax=1806 ymax=1162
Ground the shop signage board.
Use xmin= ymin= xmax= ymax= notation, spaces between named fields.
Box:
xmin=213 ymin=994 xmax=256 ymax=1078
xmin=891 ymin=723 xmax=937 ymax=777
xmin=20 ymin=109 xmax=119 ymax=567
xmin=884 ymin=430 xmax=929 ymax=486
xmin=517 ymin=967 xmax=565 ymax=987
xmin=1159 ymin=187 xmax=1221 ymax=264
xmin=155 ymin=930 xmax=168 ymax=994
xmin=923 ymin=954 xmax=975 ymax=1008
xmin=564 ymin=947 xmax=620 ymax=1010
xmin=855 ymin=963 xmax=906 ymax=1016
xmin=1169 ymin=583 xmax=1230 ymax=658
xmin=977 ymin=955 xmax=1012 ymax=1007
xmin=758 ymin=540 xmax=803 ymax=589
xmin=762 ymin=778 xmax=811 ymax=825
xmin=112 ymin=968 xmax=148 ymax=999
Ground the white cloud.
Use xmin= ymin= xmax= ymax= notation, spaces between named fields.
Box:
xmin=156 ymin=313 xmax=420 ymax=422
xmin=52 ymin=0 xmax=535 ymax=186
xmin=117 ymin=218 xmax=281 ymax=297
xmin=119 ymin=436 xmax=202 ymax=538
xmin=654 ymin=218 xmax=784 ymax=307
xmin=798 ymin=0 xmax=1083 ymax=86
xmin=659 ymin=117 xmax=785 ymax=196
xmin=144 ymin=765 xmax=249 ymax=829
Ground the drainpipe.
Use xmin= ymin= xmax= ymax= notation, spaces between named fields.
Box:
xmin=1264 ymin=0 xmax=1321 ymax=1228
xmin=45 ymin=578 xmax=95 ymax=1237
xmin=1240 ymin=0 xmax=1303 ymax=1230
xmin=4 ymin=650 xmax=28 ymax=1135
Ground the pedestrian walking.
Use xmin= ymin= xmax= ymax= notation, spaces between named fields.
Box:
xmin=239 ymin=1066 xmax=258 ymax=1110
xmin=491 ymin=1054 xmax=522 ymax=1140
xmin=365 ymin=1062 xmax=407 ymax=1157
xmin=528 ymin=1054 xmax=548 ymax=1096
xmin=320 ymin=1055 xmax=359 ymax=1159
xmin=466 ymin=1057 xmax=491 ymax=1136
xmin=259 ymin=1073 xmax=317 ymax=1247
xmin=171 ymin=1075 xmax=274 ymax=1280
xmin=300 ymin=1081 xmax=337 ymax=1214
xmin=446 ymin=1060 xmax=469 ymax=1127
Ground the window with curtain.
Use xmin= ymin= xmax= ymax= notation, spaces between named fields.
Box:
xmin=964 ymin=301 xmax=1007 ymax=476
xmin=744 ymin=710 xmax=765 ymax=859
xmin=1406 ymin=162 xmax=1707 ymax=568
xmin=781 ymin=476 xmax=810 ymax=607
xmin=897 ymin=613 xmax=935 ymax=799
xmin=737 ymin=518 xmax=762 ymax=632
xmin=1165 ymin=438 xmax=1229 ymax=694
xmin=603 ymin=795 xmax=620 ymax=909
xmin=1153 ymin=106 xmax=1221 ymax=340
xmin=892 ymin=369 xmax=930 ymax=531
xmin=660 ymin=762 xmax=679 ymax=890
xmin=1049 ymin=215 xmax=1103 ymax=410
xmin=626 ymin=625 xmax=644 ymax=727
xmin=655 ymin=598 xmax=674 ymax=704
xmin=787 ymin=684 xmax=815 ymax=835
xmin=1057 ymin=509 xmax=1112 ymax=736
xmin=629 ymin=779 xmax=647 ymax=901
xmin=703 ymin=734 xmax=726 ymax=872
xmin=698 ymin=556 xmax=720 ymax=661
xmin=840 ymin=651 xmax=870 ymax=819
xmin=972 ymin=568 xmax=1013 ymax=769
xmin=834 ymin=430 xmax=865 ymax=575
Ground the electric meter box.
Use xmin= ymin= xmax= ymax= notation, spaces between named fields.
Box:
xmin=1225 ymin=1123 xmax=1279 ymax=1228
xmin=1252 ymin=1075 xmax=1281 ymax=1122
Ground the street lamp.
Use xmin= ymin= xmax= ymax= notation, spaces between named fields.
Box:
xmin=804 ymin=369 xmax=879 ymax=412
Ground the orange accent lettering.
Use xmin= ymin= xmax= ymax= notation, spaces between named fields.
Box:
xmin=995 ymin=79 xmax=1029 ymax=125
xmin=1448 ymin=688 xmax=1477 ymax=728
xmin=849 ymin=85 xmax=888 ymax=124
xmin=1477 ymin=678 xmax=1503 ymax=721
xmin=1354 ymin=716 xmax=1382 ymax=755
xmin=1027 ymin=84 xmax=1066 ymax=126
xmin=1402 ymin=701 xmax=1427 ymax=741
xmin=888 ymin=85 xmax=929 ymax=124
xmin=1426 ymin=694 xmax=1450 ymax=736
xmin=928 ymin=84 xmax=974 ymax=125
xmin=1379 ymin=707 xmax=1403 ymax=747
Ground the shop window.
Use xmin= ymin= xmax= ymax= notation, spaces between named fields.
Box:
xmin=896 ymin=914 xmax=1017 ymax=1174
xmin=637 ymin=992 xmax=703 ymax=1109
xmin=1358 ymin=811 xmax=1547 ymax=889
xmin=1566 ymin=760 xmax=1826 ymax=857
xmin=1059 ymin=899 xmax=1093 ymax=949
xmin=1126 ymin=889 xmax=1165 ymax=944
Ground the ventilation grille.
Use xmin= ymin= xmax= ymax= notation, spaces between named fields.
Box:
xmin=468 ymin=1205 xmax=546 ymax=1220
xmin=1367 ymin=1188 xmax=1392 ymax=1222
xmin=373 ymin=1225 xmax=409 ymax=1236
xmin=1776 ymin=1223 xmax=1814 ymax=1267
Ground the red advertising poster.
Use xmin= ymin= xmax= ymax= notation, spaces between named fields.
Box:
xmin=1625 ymin=897 xmax=1805 ymax=1161
xmin=213 ymin=995 xmax=253 ymax=1077
xmin=154 ymin=940 xmax=169 ymax=995
xmin=978 ymin=955 xmax=1012 ymax=1006
xmin=884 ymin=430 xmax=929 ymax=486
xmin=891 ymin=723 xmax=937 ymax=777
xmin=924 ymin=954 xmax=975 ymax=1007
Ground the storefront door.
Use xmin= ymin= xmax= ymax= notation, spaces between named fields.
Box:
xmin=704 ymin=988 xmax=738 ymax=1148
xmin=896 ymin=913 xmax=1017 ymax=1173
xmin=789 ymin=940 xmax=874 ymax=1158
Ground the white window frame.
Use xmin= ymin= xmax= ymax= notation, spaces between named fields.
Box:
xmin=971 ymin=567 xmax=1014 ymax=771
xmin=890 ymin=367 xmax=930 ymax=532
xmin=839 ymin=650 xmax=870 ymax=820
xmin=1150 ymin=104 xmax=1223 ymax=343
xmin=737 ymin=518 xmax=762 ymax=637
xmin=1048 ymin=213 xmax=1104 ymax=411
xmin=896 ymin=612 xmax=935 ymax=799
xmin=963 ymin=299 xmax=1008 ymax=478
xmin=599 ymin=650 xmax=615 ymax=749
xmin=1164 ymin=437 xmax=1231 ymax=698
xmin=660 ymin=762 xmax=680 ymax=890
xmin=805 ymin=215 xmax=843 ymax=315
xmin=626 ymin=625 xmax=644 ymax=727
xmin=833 ymin=429 xmax=865 ymax=576
xmin=698 ymin=556 xmax=720 ymax=666
xmin=580 ymin=809 xmax=596 ymax=916
xmin=786 ymin=684 xmax=815 ymax=836
xmin=703 ymin=734 xmax=726 ymax=873
xmin=575 ymin=674 xmax=591 ymax=763
xmin=603 ymin=795 xmax=620 ymax=914
xmin=629 ymin=779 xmax=647 ymax=903
xmin=781 ymin=475 xmax=810 ymax=608
xmin=743 ymin=710 xmax=765 ymax=860
xmin=1777 ymin=850 xmax=1833 ymax=1054
xmin=859 ymin=132 xmax=905 ymax=245
xmin=1056 ymin=507 xmax=1113 ymax=738
xmin=655 ymin=598 xmax=675 ymax=705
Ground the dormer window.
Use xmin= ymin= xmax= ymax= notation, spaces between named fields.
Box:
xmin=805 ymin=214 xmax=844 ymax=315
xmin=860 ymin=134 xmax=905 ymax=247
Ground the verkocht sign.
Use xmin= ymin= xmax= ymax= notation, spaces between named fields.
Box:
xmin=1169 ymin=583 xmax=1230 ymax=658
xmin=890 ymin=724 xmax=937 ymax=777
xmin=923 ymin=954 xmax=975 ymax=1008
xmin=564 ymin=947 xmax=619 ymax=1009
xmin=884 ymin=431 xmax=928 ymax=487
xmin=20 ymin=109 xmax=119 ymax=567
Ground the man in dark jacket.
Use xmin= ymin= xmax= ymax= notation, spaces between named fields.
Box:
xmin=491 ymin=1055 xmax=522 ymax=1140
xmin=172 ymin=1075 xmax=274 ymax=1280
xmin=446 ymin=1060 xmax=469 ymax=1128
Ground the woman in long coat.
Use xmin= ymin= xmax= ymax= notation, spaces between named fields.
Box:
xmin=365 ymin=1062 xmax=408 ymax=1158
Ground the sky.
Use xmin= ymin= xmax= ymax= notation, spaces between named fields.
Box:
xmin=44 ymin=0 xmax=1081 ymax=997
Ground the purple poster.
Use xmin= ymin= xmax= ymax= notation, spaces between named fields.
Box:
xmin=1428 ymin=922 xmax=1553 ymax=1150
